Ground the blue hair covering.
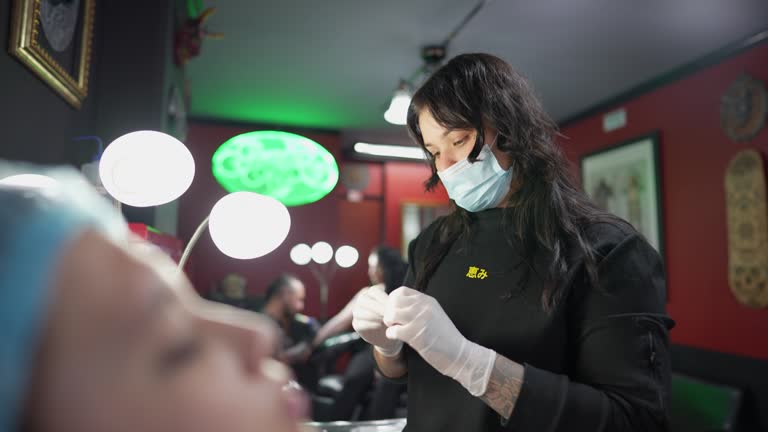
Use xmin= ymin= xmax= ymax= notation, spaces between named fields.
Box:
xmin=0 ymin=162 xmax=127 ymax=432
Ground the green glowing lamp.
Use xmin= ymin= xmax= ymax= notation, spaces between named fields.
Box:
xmin=212 ymin=131 xmax=339 ymax=206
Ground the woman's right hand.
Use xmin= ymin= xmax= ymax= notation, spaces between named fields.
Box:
xmin=351 ymin=284 xmax=403 ymax=357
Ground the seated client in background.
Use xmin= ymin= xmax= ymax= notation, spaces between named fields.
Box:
xmin=261 ymin=273 xmax=320 ymax=390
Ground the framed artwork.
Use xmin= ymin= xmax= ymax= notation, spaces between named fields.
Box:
xmin=401 ymin=201 xmax=451 ymax=259
xmin=9 ymin=0 xmax=96 ymax=109
xmin=581 ymin=132 xmax=664 ymax=255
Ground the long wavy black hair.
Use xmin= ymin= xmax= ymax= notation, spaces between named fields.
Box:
xmin=406 ymin=53 xmax=617 ymax=310
xmin=372 ymin=245 xmax=408 ymax=293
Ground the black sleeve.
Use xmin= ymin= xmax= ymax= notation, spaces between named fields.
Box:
xmin=506 ymin=233 xmax=674 ymax=432
xmin=291 ymin=318 xmax=319 ymax=346
xmin=306 ymin=318 xmax=320 ymax=342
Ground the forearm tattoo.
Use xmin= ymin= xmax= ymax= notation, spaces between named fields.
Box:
xmin=479 ymin=354 xmax=525 ymax=420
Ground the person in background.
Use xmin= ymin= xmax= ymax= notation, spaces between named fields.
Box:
xmin=352 ymin=53 xmax=674 ymax=432
xmin=0 ymin=163 xmax=307 ymax=432
xmin=312 ymin=246 xmax=408 ymax=421
xmin=261 ymin=273 xmax=320 ymax=390
xmin=312 ymin=246 xmax=406 ymax=346
xmin=208 ymin=273 xmax=260 ymax=311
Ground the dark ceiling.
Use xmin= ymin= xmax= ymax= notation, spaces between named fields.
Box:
xmin=187 ymin=0 xmax=768 ymax=132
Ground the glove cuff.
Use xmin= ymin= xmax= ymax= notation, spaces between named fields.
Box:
xmin=451 ymin=340 xmax=496 ymax=397
xmin=374 ymin=340 xmax=404 ymax=357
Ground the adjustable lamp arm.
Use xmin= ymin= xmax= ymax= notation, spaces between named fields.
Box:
xmin=179 ymin=215 xmax=210 ymax=269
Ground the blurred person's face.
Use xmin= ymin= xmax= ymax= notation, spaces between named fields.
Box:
xmin=222 ymin=275 xmax=246 ymax=299
xmin=282 ymin=278 xmax=306 ymax=316
xmin=368 ymin=252 xmax=383 ymax=285
xmin=24 ymin=230 xmax=307 ymax=432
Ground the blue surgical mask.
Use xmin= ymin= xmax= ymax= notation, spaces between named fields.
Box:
xmin=437 ymin=144 xmax=513 ymax=212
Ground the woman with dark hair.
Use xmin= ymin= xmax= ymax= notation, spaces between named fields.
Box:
xmin=370 ymin=246 xmax=409 ymax=297
xmin=352 ymin=53 xmax=674 ymax=431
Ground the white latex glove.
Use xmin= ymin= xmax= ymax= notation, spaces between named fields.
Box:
xmin=351 ymin=284 xmax=404 ymax=357
xmin=383 ymin=286 xmax=496 ymax=396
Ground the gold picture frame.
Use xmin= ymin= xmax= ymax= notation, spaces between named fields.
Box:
xmin=580 ymin=132 xmax=664 ymax=256
xmin=9 ymin=0 xmax=95 ymax=109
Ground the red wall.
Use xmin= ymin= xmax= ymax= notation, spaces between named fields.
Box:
xmin=561 ymin=42 xmax=768 ymax=360
xmin=179 ymin=122 xmax=446 ymax=318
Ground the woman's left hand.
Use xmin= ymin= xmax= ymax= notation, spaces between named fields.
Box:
xmin=383 ymin=286 xmax=496 ymax=396
xmin=383 ymin=286 xmax=463 ymax=370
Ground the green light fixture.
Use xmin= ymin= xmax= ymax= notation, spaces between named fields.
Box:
xmin=212 ymin=131 xmax=339 ymax=206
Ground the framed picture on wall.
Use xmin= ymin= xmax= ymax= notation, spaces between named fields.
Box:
xmin=401 ymin=201 xmax=451 ymax=259
xmin=581 ymin=132 xmax=664 ymax=255
xmin=9 ymin=0 xmax=96 ymax=109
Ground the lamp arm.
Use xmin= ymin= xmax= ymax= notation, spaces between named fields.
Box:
xmin=178 ymin=215 xmax=210 ymax=270
xmin=327 ymin=261 xmax=338 ymax=282
xmin=310 ymin=262 xmax=331 ymax=320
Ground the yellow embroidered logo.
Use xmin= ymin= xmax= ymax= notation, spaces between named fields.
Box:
xmin=466 ymin=266 xmax=488 ymax=279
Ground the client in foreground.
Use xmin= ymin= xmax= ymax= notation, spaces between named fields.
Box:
xmin=0 ymin=162 xmax=309 ymax=432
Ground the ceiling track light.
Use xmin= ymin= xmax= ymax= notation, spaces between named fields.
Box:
xmin=384 ymin=80 xmax=412 ymax=125
xmin=383 ymin=0 xmax=495 ymax=125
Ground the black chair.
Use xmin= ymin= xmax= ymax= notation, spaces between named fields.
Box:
xmin=311 ymin=332 xmax=369 ymax=420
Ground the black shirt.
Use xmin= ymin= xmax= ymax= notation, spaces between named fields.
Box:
xmin=400 ymin=208 xmax=673 ymax=432
xmin=265 ymin=313 xmax=319 ymax=389
xmin=281 ymin=313 xmax=320 ymax=351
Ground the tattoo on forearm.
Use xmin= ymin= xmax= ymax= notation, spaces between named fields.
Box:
xmin=479 ymin=354 xmax=525 ymax=420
